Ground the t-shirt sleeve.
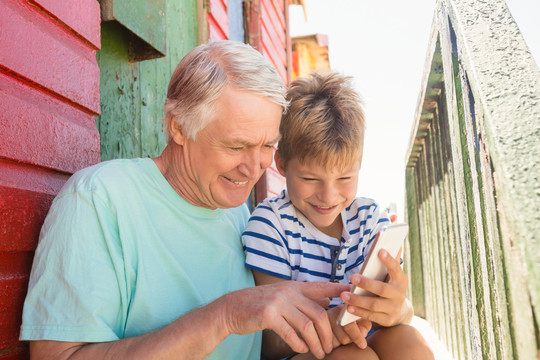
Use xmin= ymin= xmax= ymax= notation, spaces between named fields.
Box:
xmin=20 ymin=186 xmax=127 ymax=342
xmin=241 ymin=202 xmax=293 ymax=280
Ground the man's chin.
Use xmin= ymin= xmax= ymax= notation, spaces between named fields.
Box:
xmin=217 ymin=194 xmax=251 ymax=209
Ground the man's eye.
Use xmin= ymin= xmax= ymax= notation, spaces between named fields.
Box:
xmin=339 ymin=177 xmax=352 ymax=181
xmin=230 ymin=147 xmax=243 ymax=151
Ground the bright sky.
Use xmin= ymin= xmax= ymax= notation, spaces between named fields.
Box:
xmin=289 ymin=0 xmax=540 ymax=220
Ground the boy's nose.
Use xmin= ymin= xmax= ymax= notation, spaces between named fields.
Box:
xmin=318 ymin=184 xmax=338 ymax=204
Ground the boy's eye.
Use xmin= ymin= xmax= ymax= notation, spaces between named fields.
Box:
xmin=302 ymin=177 xmax=317 ymax=181
xmin=339 ymin=177 xmax=352 ymax=181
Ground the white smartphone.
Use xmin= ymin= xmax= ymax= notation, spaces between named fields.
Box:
xmin=337 ymin=222 xmax=409 ymax=326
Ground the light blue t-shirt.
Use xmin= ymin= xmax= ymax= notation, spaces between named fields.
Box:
xmin=20 ymin=158 xmax=260 ymax=359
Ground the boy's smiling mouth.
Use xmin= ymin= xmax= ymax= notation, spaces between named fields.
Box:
xmin=312 ymin=204 xmax=338 ymax=213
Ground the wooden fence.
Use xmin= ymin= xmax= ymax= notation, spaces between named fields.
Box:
xmin=404 ymin=0 xmax=540 ymax=359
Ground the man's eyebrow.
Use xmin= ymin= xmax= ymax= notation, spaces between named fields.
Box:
xmin=226 ymin=137 xmax=279 ymax=147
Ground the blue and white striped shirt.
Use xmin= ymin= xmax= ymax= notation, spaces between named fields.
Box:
xmin=242 ymin=190 xmax=390 ymax=307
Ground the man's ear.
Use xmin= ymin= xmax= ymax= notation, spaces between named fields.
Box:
xmin=274 ymin=151 xmax=286 ymax=176
xmin=168 ymin=115 xmax=185 ymax=146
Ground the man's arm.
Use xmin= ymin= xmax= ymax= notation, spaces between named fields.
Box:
xmin=30 ymin=297 xmax=230 ymax=360
xmin=30 ymin=280 xmax=350 ymax=360
xmin=252 ymin=271 xmax=300 ymax=360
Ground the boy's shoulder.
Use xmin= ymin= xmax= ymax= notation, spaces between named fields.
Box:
xmin=346 ymin=196 xmax=380 ymax=213
xmin=255 ymin=189 xmax=292 ymax=212
xmin=343 ymin=197 xmax=390 ymax=221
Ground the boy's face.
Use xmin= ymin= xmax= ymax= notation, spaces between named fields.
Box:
xmin=276 ymin=153 xmax=361 ymax=238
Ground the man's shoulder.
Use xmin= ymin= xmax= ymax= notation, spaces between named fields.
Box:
xmin=58 ymin=158 xmax=150 ymax=198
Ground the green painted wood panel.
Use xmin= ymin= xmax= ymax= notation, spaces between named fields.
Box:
xmin=101 ymin=0 xmax=167 ymax=59
xmin=96 ymin=0 xmax=198 ymax=160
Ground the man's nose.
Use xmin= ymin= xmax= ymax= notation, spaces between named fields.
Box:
xmin=239 ymin=148 xmax=271 ymax=179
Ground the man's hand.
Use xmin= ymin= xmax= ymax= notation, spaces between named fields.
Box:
xmin=326 ymin=305 xmax=372 ymax=350
xmin=219 ymin=281 xmax=350 ymax=359
xmin=339 ymin=249 xmax=412 ymax=327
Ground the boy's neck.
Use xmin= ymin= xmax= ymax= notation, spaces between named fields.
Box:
xmin=318 ymin=214 xmax=344 ymax=240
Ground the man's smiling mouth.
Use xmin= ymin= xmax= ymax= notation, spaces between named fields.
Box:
xmin=225 ymin=176 xmax=248 ymax=185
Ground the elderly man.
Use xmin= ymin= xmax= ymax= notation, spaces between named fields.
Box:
xmin=20 ymin=40 xmax=353 ymax=360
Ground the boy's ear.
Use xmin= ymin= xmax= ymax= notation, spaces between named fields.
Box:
xmin=274 ymin=151 xmax=286 ymax=176
xmin=169 ymin=115 xmax=186 ymax=146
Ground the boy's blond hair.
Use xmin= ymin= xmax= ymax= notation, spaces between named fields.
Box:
xmin=278 ymin=72 xmax=365 ymax=170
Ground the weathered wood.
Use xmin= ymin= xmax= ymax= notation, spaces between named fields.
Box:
xmin=97 ymin=0 xmax=198 ymax=161
xmin=405 ymin=0 xmax=540 ymax=358
xmin=0 ymin=0 xmax=100 ymax=357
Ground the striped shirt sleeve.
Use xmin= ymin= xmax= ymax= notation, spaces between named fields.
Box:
xmin=242 ymin=201 xmax=293 ymax=280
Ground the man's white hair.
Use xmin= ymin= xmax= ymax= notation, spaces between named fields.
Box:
xmin=163 ymin=40 xmax=288 ymax=141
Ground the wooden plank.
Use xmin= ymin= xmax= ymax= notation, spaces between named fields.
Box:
xmin=260 ymin=1 xmax=286 ymax=67
xmin=0 ymin=0 xmax=100 ymax=114
xmin=107 ymin=0 xmax=167 ymax=57
xmin=262 ymin=38 xmax=286 ymax=81
xmin=208 ymin=0 xmax=229 ymax=38
xmin=0 ymin=252 xmax=34 ymax=349
xmin=30 ymin=0 xmax=101 ymax=49
xmin=207 ymin=13 xmax=228 ymax=40
xmin=97 ymin=0 xmax=198 ymax=162
xmin=261 ymin=12 xmax=286 ymax=66
xmin=0 ymin=72 xmax=100 ymax=173
xmin=0 ymin=160 xmax=67 ymax=252
xmin=0 ymin=186 xmax=55 ymax=253
xmin=261 ymin=0 xmax=286 ymax=49
xmin=244 ymin=0 xmax=262 ymax=51
xmin=265 ymin=0 xmax=285 ymax=26
xmin=261 ymin=28 xmax=287 ymax=82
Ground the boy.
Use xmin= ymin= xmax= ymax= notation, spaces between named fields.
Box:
xmin=242 ymin=72 xmax=433 ymax=359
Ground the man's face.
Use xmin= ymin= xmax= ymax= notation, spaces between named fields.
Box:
xmin=182 ymin=87 xmax=281 ymax=209
xmin=277 ymin=155 xmax=361 ymax=237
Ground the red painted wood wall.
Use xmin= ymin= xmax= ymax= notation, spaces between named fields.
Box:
xmin=0 ymin=0 xmax=101 ymax=358
xmin=206 ymin=0 xmax=290 ymax=204
xmin=243 ymin=0 xmax=290 ymax=203
xmin=208 ymin=0 xmax=230 ymax=40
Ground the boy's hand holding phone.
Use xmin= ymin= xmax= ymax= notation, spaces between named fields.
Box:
xmin=338 ymin=223 xmax=411 ymax=327
xmin=340 ymin=248 xmax=411 ymax=327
